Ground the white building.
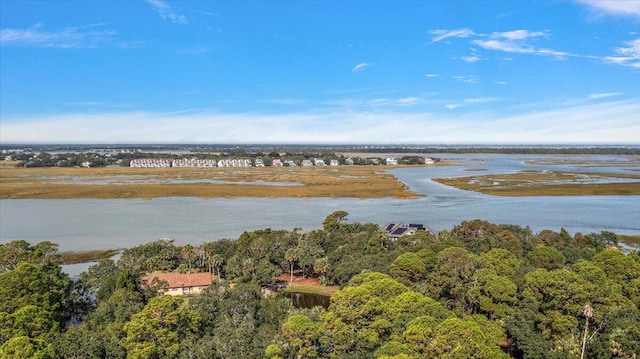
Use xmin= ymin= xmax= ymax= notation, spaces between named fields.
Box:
xmin=130 ymin=158 xmax=172 ymax=168
xmin=172 ymin=158 xmax=217 ymax=167
xmin=217 ymin=158 xmax=252 ymax=167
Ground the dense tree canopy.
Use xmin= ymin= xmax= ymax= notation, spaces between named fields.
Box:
xmin=1 ymin=214 xmax=639 ymax=359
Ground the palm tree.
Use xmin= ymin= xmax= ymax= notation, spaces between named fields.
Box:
xmin=314 ymin=257 xmax=330 ymax=285
xmin=284 ymin=248 xmax=298 ymax=285
xmin=181 ymin=244 xmax=195 ymax=274
xmin=209 ymin=253 xmax=224 ymax=282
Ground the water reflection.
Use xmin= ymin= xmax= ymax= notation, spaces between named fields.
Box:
xmin=285 ymin=291 xmax=331 ymax=309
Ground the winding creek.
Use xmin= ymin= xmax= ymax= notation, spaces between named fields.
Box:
xmin=1 ymin=154 xmax=639 ymax=254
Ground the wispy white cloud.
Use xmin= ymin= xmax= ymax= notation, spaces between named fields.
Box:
xmin=494 ymin=81 xmax=508 ymax=85
xmin=323 ymin=96 xmax=423 ymax=108
xmin=427 ymin=28 xmax=475 ymax=44
xmin=444 ymin=97 xmax=501 ymax=110
xmin=430 ymin=28 xmax=572 ymax=61
xmin=1 ymin=23 xmax=117 ymax=48
xmin=497 ymin=30 xmax=547 ymax=41
xmin=471 ymin=29 xmax=569 ymax=58
xmin=464 ymin=97 xmax=501 ymax=104
xmin=260 ymin=99 xmax=307 ymax=105
xmin=197 ymin=11 xmax=221 ymax=18
xmin=351 ymin=62 xmax=372 ymax=73
xmin=604 ymin=38 xmax=640 ymax=68
xmin=64 ymin=102 xmax=105 ymax=107
xmin=587 ymin=92 xmax=623 ymax=100
xmin=460 ymin=55 xmax=481 ymax=63
xmin=3 ymin=99 xmax=637 ymax=144
xmin=432 ymin=26 xmax=637 ymax=70
xmin=453 ymin=75 xmax=478 ymax=83
xmin=146 ymin=0 xmax=188 ymax=24
xmin=325 ymin=87 xmax=382 ymax=95
xmin=397 ymin=97 xmax=421 ymax=105
xmin=425 ymin=73 xmax=439 ymax=78
xmin=577 ymin=0 xmax=640 ymax=18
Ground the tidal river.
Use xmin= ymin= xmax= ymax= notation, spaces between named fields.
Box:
xmin=1 ymin=154 xmax=639 ymax=252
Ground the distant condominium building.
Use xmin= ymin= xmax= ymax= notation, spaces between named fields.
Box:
xmin=217 ymin=158 xmax=252 ymax=167
xmin=172 ymin=158 xmax=217 ymax=167
xmin=131 ymin=157 xmax=256 ymax=168
xmin=130 ymin=158 xmax=172 ymax=168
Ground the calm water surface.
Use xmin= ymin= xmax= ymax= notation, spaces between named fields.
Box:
xmin=1 ymin=154 xmax=639 ymax=252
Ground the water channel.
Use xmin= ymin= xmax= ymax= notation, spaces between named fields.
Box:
xmin=1 ymin=154 xmax=639 ymax=253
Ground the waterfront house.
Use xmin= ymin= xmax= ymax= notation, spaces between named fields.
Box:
xmin=384 ymin=223 xmax=434 ymax=241
xmin=143 ymin=272 xmax=213 ymax=296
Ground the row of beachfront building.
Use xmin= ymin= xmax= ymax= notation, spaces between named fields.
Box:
xmin=130 ymin=157 xmax=345 ymax=168
xmin=130 ymin=157 xmax=436 ymax=168
xmin=130 ymin=158 xmax=249 ymax=168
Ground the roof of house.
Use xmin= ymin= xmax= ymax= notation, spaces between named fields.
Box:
xmin=144 ymin=272 xmax=212 ymax=289
xmin=384 ymin=222 xmax=434 ymax=237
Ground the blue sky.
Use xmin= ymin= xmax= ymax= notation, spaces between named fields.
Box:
xmin=1 ymin=0 xmax=639 ymax=144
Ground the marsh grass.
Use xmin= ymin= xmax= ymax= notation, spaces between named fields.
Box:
xmin=0 ymin=165 xmax=421 ymax=199
xmin=433 ymin=170 xmax=640 ymax=196
xmin=0 ymin=161 xmax=20 ymax=168
xmin=619 ymin=234 xmax=640 ymax=247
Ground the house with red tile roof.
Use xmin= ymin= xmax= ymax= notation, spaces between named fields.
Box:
xmin=143 ymin=272 xmax=213 ymax=296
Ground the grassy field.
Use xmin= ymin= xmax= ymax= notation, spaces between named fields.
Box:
xmin=0 ymin=165 xmax=422 ymax=199
xmin=282 ymin=283 xmax=341 ymax=296
xmin=432 ymin=170 xmax=640 ymax=196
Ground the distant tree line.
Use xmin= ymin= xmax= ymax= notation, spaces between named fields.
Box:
xmin=6 ymin=150 xmax=436 ymax=168
xmin=354 ymin=146 xmax=640 ymax=155
xmin=1 ymin=214 xmax=639 ymax=358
